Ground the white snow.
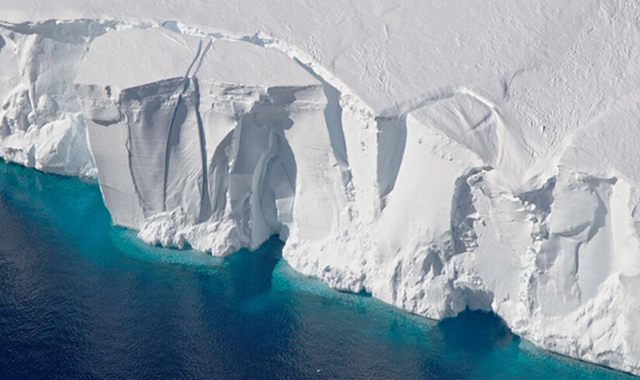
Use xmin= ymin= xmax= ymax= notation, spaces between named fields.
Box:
xmin=3 ymin=1 xmax=640 ymax=375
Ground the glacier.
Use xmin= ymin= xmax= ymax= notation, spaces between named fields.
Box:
xmin=3 ymin=0 xmax=640 ymax=375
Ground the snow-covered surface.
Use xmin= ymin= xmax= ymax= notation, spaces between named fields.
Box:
xmin=3 ymin=1 xmax=640 ymax=375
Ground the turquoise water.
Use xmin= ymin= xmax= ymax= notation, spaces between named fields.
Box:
xmin=0 ymin=160 xmax=636 ymax=380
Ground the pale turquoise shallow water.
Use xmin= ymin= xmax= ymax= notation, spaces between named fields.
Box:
xmin=0 ymin=160 xmax=636 ymax=380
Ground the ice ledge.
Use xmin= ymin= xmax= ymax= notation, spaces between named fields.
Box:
xmin=3 ymin=17 xmax=640 ymax=377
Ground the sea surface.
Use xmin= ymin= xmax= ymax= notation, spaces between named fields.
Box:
xmin=0 ymin=160 xmax=636 ymax=380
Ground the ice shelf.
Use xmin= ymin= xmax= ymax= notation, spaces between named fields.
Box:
xmin=3 ymin=2 xmax=640 ymax=375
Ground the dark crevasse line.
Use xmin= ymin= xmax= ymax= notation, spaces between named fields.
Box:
xmin=183 ymin=38 xmax=204 ymax=89
xmin=162 ymin=93 xmax=185 ymax=212
xmin=193 ymin=78 xmax=212 ymax=223
xmin=162 ymin=37 xmax=199 ymax=211
xmin=191 ymin=39 xmax=213 ymax=78
xmin=163 ymin=37 xmax=210 ymax=216
xmin=192 ymin=39 xmax=214 ymax=223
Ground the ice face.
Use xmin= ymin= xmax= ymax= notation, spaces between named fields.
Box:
xmin=75 ymin=28 xmax=335 ymax=255
xmin=0 ymin=20 xmax=121 ymax=176
xmin=4 ymin=4 xmax=640 ymax=375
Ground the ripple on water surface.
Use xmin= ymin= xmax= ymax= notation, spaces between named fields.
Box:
xmin=0 ymin=160 xmax=636 ymax=380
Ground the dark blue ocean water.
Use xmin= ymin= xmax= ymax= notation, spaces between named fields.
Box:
xmin=0 ymin=160 xmax=636 ymax=380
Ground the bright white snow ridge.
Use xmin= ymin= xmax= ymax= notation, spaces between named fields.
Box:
xmin=3 ymin=0 xmax=640 ymax=375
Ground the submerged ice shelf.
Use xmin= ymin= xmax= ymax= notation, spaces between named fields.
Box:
xmin=3 ymin=1 xmax=640 ymax=375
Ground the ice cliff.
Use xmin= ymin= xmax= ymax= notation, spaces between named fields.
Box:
xmin=76 ymin=27 xmax=331 ymax=254
xmin=3 ymin=0 xmax=640 ymax=375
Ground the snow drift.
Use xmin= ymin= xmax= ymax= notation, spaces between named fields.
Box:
xmin=3 ymin=1 xmax=640 ymax=375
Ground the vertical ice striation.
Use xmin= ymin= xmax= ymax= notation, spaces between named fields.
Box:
xmin=75 ymin=28 xmax=335 ymax=254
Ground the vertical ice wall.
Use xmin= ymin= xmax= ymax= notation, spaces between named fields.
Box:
xmin=71 ymin=26 xmax=640 ymax=377
xmin=4 ymin=18 xmax=640 ymax=376
xmin=75 ymin=28 xmax=346 ymax=254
